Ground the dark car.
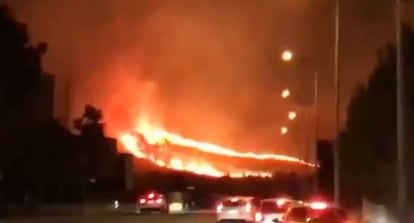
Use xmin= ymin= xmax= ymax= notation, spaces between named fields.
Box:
xmin=282 ymin=202 xmax=349 ymax=223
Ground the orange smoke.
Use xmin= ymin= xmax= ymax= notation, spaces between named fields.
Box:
xmin=118 ymin=115 xmax=317 ymax=178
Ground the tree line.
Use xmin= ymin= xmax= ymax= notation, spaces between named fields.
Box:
xmin=0 ymin=3 xmax=118 ymax=206
xmin=339 ymin=24 xmax=414 ymax=209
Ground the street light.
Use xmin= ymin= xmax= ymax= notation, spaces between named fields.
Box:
xmin=281 ymin=50 xmax=294 ymax=62
xmin=280 ymin=51 xmax=319 ymax=158
xmin=281 ymin=88 xmax=290 ymax=98
xmin=288 ymin=111 xmax=297 ymax=120
xmin=281 ymin=127 xmax=288 ymax=135
xmin=280 ymin=49 xmax=320 ymax=194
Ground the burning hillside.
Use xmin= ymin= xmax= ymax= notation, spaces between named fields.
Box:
xmin=119 ymin=119 xmax=317 ymax=178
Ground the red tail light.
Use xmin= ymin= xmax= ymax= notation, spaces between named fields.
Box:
xmin=148 ymin=193 xmax=155 ymax=199
xmin=156 ymin=198 xmax=163 ymax=204
xmin=139 ymin=198 xmax=146 ymax=204
xmin=216 ymin=204 xmax=223 ymax=213
xmin=277 ymin=199 xmax=286 ymax=206
xmin=310 ymin=202 xmax=328 ymax=210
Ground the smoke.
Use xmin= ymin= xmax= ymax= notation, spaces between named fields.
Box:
xmin=3 ymin=0 xmax=320 ymax=156
xmin=4 ymin=0 xmax=399 ymax=157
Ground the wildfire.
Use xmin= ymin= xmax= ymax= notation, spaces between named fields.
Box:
xmin=118 ymin=118 xmax=317 ymax=178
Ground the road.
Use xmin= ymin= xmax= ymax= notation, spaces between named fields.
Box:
xmin=4 ymin=213 xmax=216 ymax=223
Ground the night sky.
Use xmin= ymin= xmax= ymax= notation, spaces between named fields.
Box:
xmin=4 ymin=0 xmax=408 ymax=157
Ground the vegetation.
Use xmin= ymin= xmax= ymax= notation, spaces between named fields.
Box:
xmin=0 ymin=4 xmax=46 ymax=109
xmin=339 ymin=24 xmax=414 ymax=207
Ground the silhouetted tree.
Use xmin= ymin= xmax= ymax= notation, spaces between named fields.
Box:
xmin=73 ymin=105 xmax=104 ymax=138
xmin=339 ymin=23 xmax=414 ymax=207
xmin=73 ymin=105 xmax=106 ymax=200
xmin=0 ymin=3 xmax=54 ymax=206
xmin=0 ymin=3 xmax=47 ymax=109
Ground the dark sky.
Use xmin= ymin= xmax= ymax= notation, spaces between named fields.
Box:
xmin=5 ymin=0 xmax=404 ymax=158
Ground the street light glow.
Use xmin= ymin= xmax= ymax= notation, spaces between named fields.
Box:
xmin=281 ymin=127 xmax=288 ymax=134
xmin=288 ymin=111 xmax=297 ymax=120
xmin=281 ymin=50 xmax=293 ymax=62
xmin=281 ymin=89 xmax=290 ymax=98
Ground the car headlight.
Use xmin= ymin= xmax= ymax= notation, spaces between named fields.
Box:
xmin=169 ymin=202 xmax=183 ymax=212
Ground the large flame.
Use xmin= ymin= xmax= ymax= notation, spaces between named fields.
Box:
xmin=119 ymin=115 xmax=317 ymax=178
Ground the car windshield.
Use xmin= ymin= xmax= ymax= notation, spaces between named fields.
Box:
xmin=261 ymin=201 xmax=287 ymax=213
xmin=287 ymin=207 xmax=342 ymax=222
xmin=222 ymin=199 xmax=247 ymax=207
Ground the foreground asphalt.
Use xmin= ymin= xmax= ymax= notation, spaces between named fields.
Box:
xmin=4 ymin=213 xmax=216 ymax=223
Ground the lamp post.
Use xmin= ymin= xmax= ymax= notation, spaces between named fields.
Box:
xmin=280 ymin=51 xmax=319 ymax=162
xmin=395 ymin=0 xmax=407 ymax=222
xmin=333 ymin=0 xmax=340 ymax=205
xmin=313 ymin=71 xmax=319 ymax=193
xmin=280 ymin=50 xmax=320 ymax=193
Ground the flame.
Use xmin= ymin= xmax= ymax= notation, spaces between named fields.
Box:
xmin=118 ymin=116 xmax=317 ymax=178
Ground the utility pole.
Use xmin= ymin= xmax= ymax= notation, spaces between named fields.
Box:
xmin=395 ymin=0 xmax=407 ymax=222
xmin=333 ymin=0 xmax=341 ymax=205
xmin=313 ymin=71 xmax=319 ymax=193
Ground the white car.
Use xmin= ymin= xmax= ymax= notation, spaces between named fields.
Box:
xmin=136 ymin=191 xmax=168 ymax=213
xmin=259 ymin=198 xmax=302 ymax=223
xmin=216 ymin=196 xmax=262 ymax=223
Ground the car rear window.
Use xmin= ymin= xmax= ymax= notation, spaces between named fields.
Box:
xmin=223 ymin=199 xmax=247 ymax=207
xmin=261 ymin=201 xmax=288 ymax=213
xmin=287 ymin=207 xmax=342 ymax=222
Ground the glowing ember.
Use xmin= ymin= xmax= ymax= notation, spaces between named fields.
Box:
xmin=118 ymin=119 xmax=317 ymax=178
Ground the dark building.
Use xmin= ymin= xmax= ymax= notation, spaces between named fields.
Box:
xmin=74 ymin=136 xmax=118 ymax=180
xmin=97 ymin=137 xmax=118 ymax=181
xmin=115 ymin=153 xmax=135 ymax=202
xmin=116 ymin=153 xmax=134 ymax=191
xmin=73 ymin=135 xmax=120 ymax=200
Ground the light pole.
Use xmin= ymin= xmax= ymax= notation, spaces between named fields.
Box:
xmin=395 ymin=0 xmax=407 ymax=222
xmin=313 ymin=71 xmax=319 ymax=193
xmin=313 ymin=71 xmax=319 ymax=161
xmin=280 ymin=51 xmax=319 ymax=163
xmin=280 ymin=50 xmax=320 ymax=193
xmin=333 ymin=0 xmax=341 ymax=205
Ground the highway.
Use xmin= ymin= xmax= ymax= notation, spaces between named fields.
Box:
xmin=6 ymin=213 xmax=216 ymax=223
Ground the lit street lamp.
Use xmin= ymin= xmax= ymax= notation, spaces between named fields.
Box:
xmin=280 ymin=50 xmax=319 ymax=154
xmin=288 ymin=111 xmax=297 ymax=120
xmin=281 ymin=127 xmax=288 ymax=135
xmin=281 ymin=88 xmax=290 ymax=98
xmin=281 ymin=50 xmax=293 ymax=62
xmin=281 ymin=49 xmax=320 ymax=194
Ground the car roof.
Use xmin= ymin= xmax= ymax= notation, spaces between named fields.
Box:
xmin=261 ymin=197 xmax=295 ymax=201
xmin=223 ymin=196 xmax=254 ymax=201
xmin=288 ymin=203 xmax=343 ymax=210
